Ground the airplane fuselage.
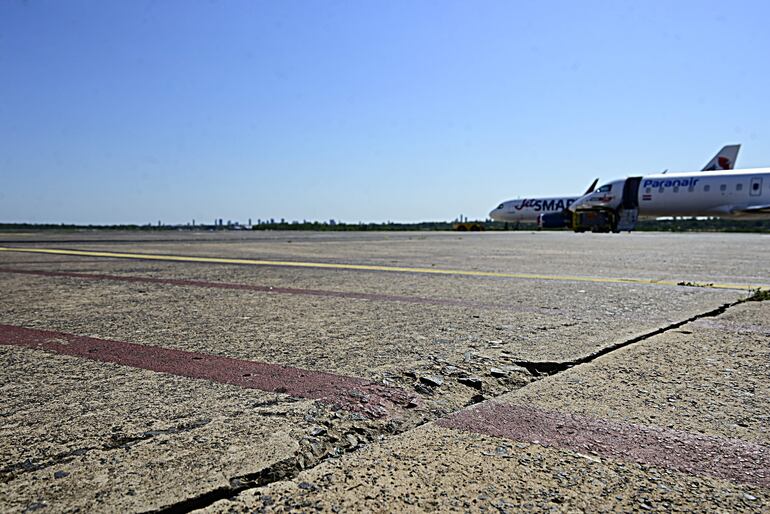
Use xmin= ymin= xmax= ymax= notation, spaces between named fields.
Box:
xmin=570 ymin=168 xmax=770 ymax=219
xmin=489 ymin=197 xmax=578 ymax=222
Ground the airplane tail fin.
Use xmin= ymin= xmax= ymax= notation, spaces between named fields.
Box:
xmin=702 ymin=144 xmax=740 ymax=171
xmin=583 ymin=178 xmax=599 ymax=195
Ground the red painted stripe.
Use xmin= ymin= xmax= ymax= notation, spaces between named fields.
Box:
xmin=438 ymin=402 xmax=770 ymax=487
xmin=0 ymin=324 xmax=416 ymax=418
xmin=0 ymin=267 xmax=559 ymax=314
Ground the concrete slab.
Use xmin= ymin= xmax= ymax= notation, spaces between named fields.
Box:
xmin=0 ymin=257 xmax=743 ymax=369
xmin=507 ymin=300 xmax=770 ymax=444
xmin=0 ymin=347 xmax=307 ymax=512
xmin=0 ymin=253 xmax=743 ymax=420
xmin=1 ymin=231 xmax=768 ymax=512
xmin=203 ymin=301 xmax=770 ymax=513
xmin=3 ymin=231 xmax=770 ymax=287
xmin=205 ymin=423 xmax=767 ymax=513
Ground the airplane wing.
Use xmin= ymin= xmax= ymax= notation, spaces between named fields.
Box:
xmin=737 ymin=204 xmax=770 ymax=214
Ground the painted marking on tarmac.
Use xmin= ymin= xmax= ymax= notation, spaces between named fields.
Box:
xmin=438 ymin=402 xmax=770 ymax=488
xmin=0 ymin=246 xmax=764 ymax=291
xmin=0 ymin=324 xmax=416 ymax=418
xmin=0 ymin=268 xmax=559 ymax=315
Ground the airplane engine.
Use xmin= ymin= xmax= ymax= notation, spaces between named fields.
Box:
xmin=537 ymin=211 xmax=572 ymax=229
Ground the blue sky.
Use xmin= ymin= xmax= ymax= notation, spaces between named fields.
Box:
xmin=2 ymin=0 xmax=769 ymax=224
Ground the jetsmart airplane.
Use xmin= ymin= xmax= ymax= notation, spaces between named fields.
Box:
xmin=489 ymin=145 xmax=741 ymax=224
xmin=568 ymin=167 xmax=770 ymax=233
xmin=488 ymin=180 xmax=596 ymax=224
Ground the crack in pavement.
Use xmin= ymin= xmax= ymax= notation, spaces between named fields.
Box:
xmin=146 ymin=295 xmax=759 ymax=513
xmin=130 ymin=399 xmax=423 ymax=514
xmin=0 ymin=418 xmax=212 ymax=484
xmin=149 ymin=456 xmax=299 ymax=514
xmin=512 ymin=299 xmax=742 ymax=376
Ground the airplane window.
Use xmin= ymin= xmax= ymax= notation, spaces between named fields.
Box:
xmin=673 ymin=186 xmax=679 ymax=193
xmin=736 ymin=183 xmax=743 ymax=191
xmin=720 ymin=184 xmax=727 ymax=191
xmin=688 ymin=185 xmax=695 ymax=192
xmin=658 ymin=187 xmax=664 ymax=193
xmin=704 ymin=185 xmax=710 ymax=192
xmin=645 ymin=187 xmax=651 ymax=194
xmin=596 ymin=184 xmax=612 ymax=193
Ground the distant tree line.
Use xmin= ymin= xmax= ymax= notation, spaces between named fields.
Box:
xmin=1 ymin=218 xmax=769 ymax=233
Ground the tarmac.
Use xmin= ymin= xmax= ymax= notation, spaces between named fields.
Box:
xmin=0 ymin=230 xmax=768 ymax=512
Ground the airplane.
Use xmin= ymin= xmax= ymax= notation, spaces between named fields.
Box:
xmin=488 ymin=179 xmax=599 ymax=224
xmin=568 ymin=167 xmax=770 ymax=233
xmin=489 ymin=145 xmax=741 ymax=225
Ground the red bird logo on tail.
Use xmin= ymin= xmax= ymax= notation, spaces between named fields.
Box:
xmin=718 ymin=156 xmax=732 ymax=169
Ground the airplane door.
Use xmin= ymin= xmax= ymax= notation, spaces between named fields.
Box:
xmin=750 ymin=177 xmax=763 ymax=197
xmin=622 ymin=176 xmax=642 ymax=209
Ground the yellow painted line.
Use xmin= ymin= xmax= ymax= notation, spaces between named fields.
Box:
xmin=0 ymin=246 xmax=765 ymax=292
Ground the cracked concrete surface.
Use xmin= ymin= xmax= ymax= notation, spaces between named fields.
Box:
xmin=206 ymin=425 xmax=767 ymax=513
xmin=1 ymin=231 xmax=768 ymax=512
xmin=0 ymin=347 xmax=308 ymax=512
xmin=205 ymin=299 xmax=770 ymax=513
xmin=508 ymin=300 xmax=770 ymax=445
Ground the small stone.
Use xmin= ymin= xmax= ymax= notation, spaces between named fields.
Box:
xmin=53 ymin=470 xmax=69 ymax=479
xmin=414 ymin=383 xmax=433 ymax=395
xmin=490 ymin=367 xmax=508 ymax=377
xmin=502 ymin=364 xmax=528 ymax=374
xmin=363 ymin=405 xmax=388 ymax=418
xmin=309 ymin=426 xmax=327 ymax=437
xmin=420 ymin=375 xmax=444 ymax=387
xmin=298 ymin=481 xmax=317 ymax=491
xmin=743 ymin=493 xmax=757 ymax=501
xmin=458 ymin=376 xmax=483 ymax=390
xmin=310 ymin=440 xmax=328 ymax=458
xmin=298 ymin=452 xmax=318 ymax=469
xmin=468 ymin=394 xmax=485 ymax=405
